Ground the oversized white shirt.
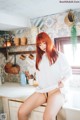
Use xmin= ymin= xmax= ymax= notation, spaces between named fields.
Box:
xmin=36 ymin=51 xmax=72 ymax=94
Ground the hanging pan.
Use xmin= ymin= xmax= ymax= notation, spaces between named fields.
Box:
xmin=4 ymin=54 xmax=20 ymax=74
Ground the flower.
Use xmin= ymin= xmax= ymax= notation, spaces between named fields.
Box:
xmin=25 ymin=71 xmax=34 ymax=80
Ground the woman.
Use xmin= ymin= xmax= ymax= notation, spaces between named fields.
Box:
xmin=18 ymin=32 xmax=72 ymax=120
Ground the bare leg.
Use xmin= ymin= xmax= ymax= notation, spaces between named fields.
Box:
xmin=43 ymin=90 xmax=65 ymax=120
xmin=18 ymin=92 xmax=46 ymax=120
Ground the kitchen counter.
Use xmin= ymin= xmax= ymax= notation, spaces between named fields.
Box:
xmin=0 ymin=82 xmax=78 ymax=107
xmin=0 ymin=82 xmax=36 ymax=98
xmin=1 ymin=82 xmax=78 ymax=120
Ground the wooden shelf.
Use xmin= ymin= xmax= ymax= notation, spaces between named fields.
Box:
xmin=0 ymin=44 xmax=36 ymax=59
xmin=0 ymin=47 xmax=9 ymax=59
xmin=0 ymin=44 xmax=35 ymax=49
xmin=9 ymin=50 xmax=36 ymax=55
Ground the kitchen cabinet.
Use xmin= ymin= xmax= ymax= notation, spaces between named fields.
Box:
xmin=2 ymin=97 xmax=65 ymax=120
xmin=0 ymin=82 xmax=65 ymax=120
xmin=2 ymin=97 xmax=64 ymax=120
xmin=9 ymin=100 xmax=22 ymax=120
xmin=9 ymin=100 xmax=45 ymax=120
xmin=0 ymin=82 xmax=36 ymax=120
xmin=29 ymin=106 xmax=45 ymax=120
xmin=29 ymin=111 xmax=43 ymax=120
xmin=8 ymin=99 xmax=65 ymax=120
xmin=2 ymin=98 xmax=23 ymax=120
xmin=2 ymin=97 xmax=10 ymax=120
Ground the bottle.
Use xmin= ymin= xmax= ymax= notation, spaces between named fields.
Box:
xmin=20 ymin=72 xmax=26 ymax=86
xmin=26 ymin=76 xmax=28 ymax=84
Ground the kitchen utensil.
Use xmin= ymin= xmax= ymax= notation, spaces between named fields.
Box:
xmin=4 ymin=54 xmax=20 ymax=74
xmin=10 ymin=54 xmax=20 ymax=74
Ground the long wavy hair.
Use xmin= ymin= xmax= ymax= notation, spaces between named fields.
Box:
xmin=36 ymin=32 xmax=58 ymax=70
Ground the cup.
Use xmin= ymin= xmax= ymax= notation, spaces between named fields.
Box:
xmin=28 ymin=79 xmax=34 ymax=85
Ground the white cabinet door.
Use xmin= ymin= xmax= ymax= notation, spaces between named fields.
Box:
xmin=9 ymin=101 xmax=22 ymax=120
xmin=29 ymin=106 xmax=45 ymax=120
xmin=9 ymin=100 xmax=45 ymax=120
xmin=29 ymin=111 xmax=43 ymax=120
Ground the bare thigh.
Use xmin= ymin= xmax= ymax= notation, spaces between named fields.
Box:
xmin=44 ymin=90 xmax=65 ymax=118
xmin=19 ymin=92 xmax=46 ymax=115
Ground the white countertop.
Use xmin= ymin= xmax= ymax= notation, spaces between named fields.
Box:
xmin=0 ymin=82 xmax=36 ymax=98
xmin=1 ymin=82 xmax=79 ymax=109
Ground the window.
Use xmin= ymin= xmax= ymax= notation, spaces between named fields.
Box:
xmin=54 ymin=36 xmax=80 ymax=74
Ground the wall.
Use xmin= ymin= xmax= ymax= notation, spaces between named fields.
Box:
xmin=0 ymin=28 xmax=37 ymax=83
xmin=0 ymin=12 xmax=31 ymax=30
xmin=31 ymin=10 xmax=80 ymax=41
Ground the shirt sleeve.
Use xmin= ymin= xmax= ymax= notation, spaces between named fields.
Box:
xmin=36 ymin=69 xmax=39 ymax=82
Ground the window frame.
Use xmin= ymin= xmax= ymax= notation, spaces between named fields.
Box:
xmin=54 ymin=36 xmax=80 ymax=74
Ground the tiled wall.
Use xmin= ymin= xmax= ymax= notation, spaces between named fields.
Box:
xmin=0 ymin=28 xmax=37 ymax=83
xmin=31 ymin=10 xmax=80 ymax=41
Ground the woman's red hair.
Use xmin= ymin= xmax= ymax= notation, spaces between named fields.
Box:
xmin=36 ymin=32 xmax=58 ymax=70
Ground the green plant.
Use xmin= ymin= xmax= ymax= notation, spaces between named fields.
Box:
xmin=71 ymin=24 xmax=77 ymax=55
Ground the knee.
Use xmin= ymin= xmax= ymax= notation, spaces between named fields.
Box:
xmin=18 ymin=106 xmax=28 ymax=119
xmin=18 ymin=107 xmax=24 ymax=118
xmin=43 ymin=112 xmax=56 ymax=120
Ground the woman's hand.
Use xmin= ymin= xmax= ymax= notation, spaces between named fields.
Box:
xmin=58 ymin=80 xmax=64 ymax=88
